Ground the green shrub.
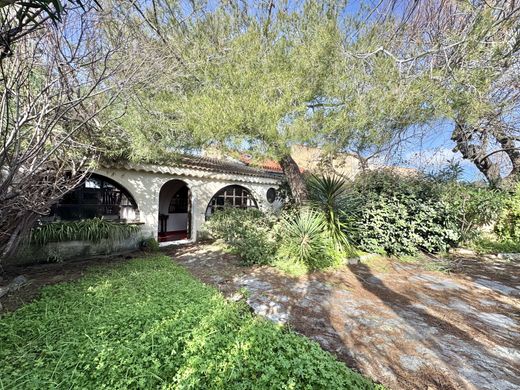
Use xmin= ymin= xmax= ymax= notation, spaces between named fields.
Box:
xmin=495 ymin=183 xmax=520 ymax=241
xmin=205 ymin=208 xmax=277 ymax=265
xmin=0 ymin=256 xmax=380 ymax=389
xmin=141 ymin=236 xmax=160 ymax=252
xmin=276 ymin=209 xmax=342 ymax=271
xmin=347 ymin=171 xmax=508 ymax=256
xmin=31 ymin=218 xmax=141 ymax=246
xmin=349 ymin=171 xmax=461 ymax=256
xmin=470 ymin=236 xmax=520 ymax=254
xmin=442 ymin=183 xmax=505 ymax=242
xmin=354 ymin=193 xmax=459 ymax=256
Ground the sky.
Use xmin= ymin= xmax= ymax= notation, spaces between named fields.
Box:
xmin=396 ymin=121 xmax=483 ymax=182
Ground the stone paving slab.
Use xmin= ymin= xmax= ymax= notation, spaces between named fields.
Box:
xmin=171 ymin=244 xmax=520 ymax=390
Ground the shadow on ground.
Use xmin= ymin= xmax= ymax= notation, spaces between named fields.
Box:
xmin=170 ymin=243 xmax=520 ymax=390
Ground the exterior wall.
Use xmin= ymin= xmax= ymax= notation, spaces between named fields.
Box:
xmin=290 ymin=145 xmax=362 ymax=178
xmin=5 ymin=234 xmax=143 ymax=266
xmin=94 ymin=166 xmax=282 ymax=242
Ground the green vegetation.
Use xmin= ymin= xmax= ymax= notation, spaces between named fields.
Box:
xmin=495 ymin=183 xmax=520 ymax=241
xmin=277 ymin=209 xmax=342 ymax=271
xmin=347 ymin=171 xmax=459 ymax=256
xmin=206 ymin=206 xmax=347 ymax=273
xmin=31 ymin=218 xmax=141 ymax=246
xmin=0 ymin=256 xmax=380 ymax=389
xmin=347 ymin=171 xmax=506 ymax=256
xmin=469 ymin=237 xmax=520 ymax=255
xmin=140 ymin=237 xmax=161 ymax=252
xmin=205 ymin=208 xmax=277 ymax=266
xmin=208 ymin=171 xmax=517 ymax=266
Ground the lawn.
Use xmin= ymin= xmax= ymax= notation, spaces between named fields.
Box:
xmin=0 ymin=256 xmax=380 ymax=389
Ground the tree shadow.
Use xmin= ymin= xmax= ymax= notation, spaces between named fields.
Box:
xmin=170 ymin=244 xmax=520 ymax=389
xmin=345 ymin=261 xmax=520 ymax=389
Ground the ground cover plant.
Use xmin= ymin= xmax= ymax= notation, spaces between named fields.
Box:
xmin=0 ymin=256 xmax=380 ymax=389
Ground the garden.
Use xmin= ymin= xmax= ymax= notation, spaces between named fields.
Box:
xmin=205 ymin=169 xmax=519 ymax=274
xmin=0 ymin=256 xmax=382 ymax=389
xmin=0 ymin=1 xmax=519 ymax=389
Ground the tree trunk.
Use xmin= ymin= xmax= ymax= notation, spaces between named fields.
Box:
xmin=493 ymin=126 xmax=520 ymax=185
xmin=451 ymin=121 xmax=503 ymax=187
xmin=279 ymin=154 xmax=309 ymax=205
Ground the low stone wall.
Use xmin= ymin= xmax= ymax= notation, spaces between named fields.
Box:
xmin=4 ymin=234 xmax=146 ymax=266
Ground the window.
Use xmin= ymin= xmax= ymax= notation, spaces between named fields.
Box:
xmin=168 ymin=186 xmax=189 ymax=213
xmin=50 ymin=174 xmax=138 ymax=221
xmin=205 ymin=185 xmax=258 ymax=218
xmin=266 ymin=188 xmax=277 ymax=203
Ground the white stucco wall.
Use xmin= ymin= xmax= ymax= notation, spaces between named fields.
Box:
xmin=93 ymin=165 xmax=283 ymax=242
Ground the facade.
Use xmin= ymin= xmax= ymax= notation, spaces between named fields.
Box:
xmin=49 ymin=156 xmax=284 ymax=244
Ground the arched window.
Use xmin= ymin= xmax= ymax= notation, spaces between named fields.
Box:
xmin=50 ymin=174 xmax=138 ymax=221
xmin=168 ymin=186 xmax=189 ymax=213
xmin=205 ymin=185 xmax=258 ymax=218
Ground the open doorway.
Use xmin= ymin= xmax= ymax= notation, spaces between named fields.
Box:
xmin=158 ymin=179 xmax=191 ymax=242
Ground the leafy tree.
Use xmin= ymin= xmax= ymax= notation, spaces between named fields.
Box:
xmin=107 ymin=0 xmax=520 ymax=195
xmin=106 ymin=0 xmax=352 ymax=204
xmin=359 ymin=0 xmax=520 ymax=187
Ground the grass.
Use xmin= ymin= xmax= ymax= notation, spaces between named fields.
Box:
xmin=469 ymin=237 xmax=520 ymax=254
xmin=0 ymin=256 xmax=381 ymax=389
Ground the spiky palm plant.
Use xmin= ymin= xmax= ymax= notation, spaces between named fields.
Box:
xmin=277 ymin=208 xmax=338 ymax=270
xmin=307 ymin=174 xmax=358 ymax=252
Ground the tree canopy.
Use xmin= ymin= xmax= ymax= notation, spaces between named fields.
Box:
xmin=104 ymin=0 xmax=519 ymax=189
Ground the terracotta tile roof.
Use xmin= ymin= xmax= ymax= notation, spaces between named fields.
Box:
xmin=177 ymin=155 xmax=284 ymax=177
xmin=238 ymin=154 xmax=284 ymax=172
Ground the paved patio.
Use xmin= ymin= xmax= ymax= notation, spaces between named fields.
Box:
xmin=170 ymin=244 xmax=520 ymax=390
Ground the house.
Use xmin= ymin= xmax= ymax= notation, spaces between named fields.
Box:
xmin=48 ymin=155 xmax=284 ymax=245
xmin=46 ymin=146 xmax=413 ymax=248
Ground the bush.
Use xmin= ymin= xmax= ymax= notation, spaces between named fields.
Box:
xmin=495 ymin=183 xmax=520 ymax=241
xmin=307 ymin=174 xmax=357 ymax=252
xmin=276 ymin=209 xmax=342 ymax=271
xmin=31 ymin=218 xmax=141 ymax=246
xmin=141 ymin=236 xmax=160 ymax=252
xmin=354 ymin=192 xmax=459 ymax=255
xmin=442 ymin=183 xmax=505 ymax=242
xmin=349 ymin=171 xmax=461 ymax=256
xmin=0 ymin=256 xmax=380 ymax=389
xmin=205 ymin=208 xmax=277 ymax=265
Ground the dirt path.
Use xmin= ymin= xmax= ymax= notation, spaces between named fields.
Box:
xmin=169 ymin=244 xmax=520 ymax=390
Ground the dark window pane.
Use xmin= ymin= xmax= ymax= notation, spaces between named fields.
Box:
xmin=205 ymin=185 xmax=258 ymax=219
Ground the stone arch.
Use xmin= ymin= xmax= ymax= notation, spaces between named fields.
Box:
xmin=49 ymin=173 xmax=139 ymax=221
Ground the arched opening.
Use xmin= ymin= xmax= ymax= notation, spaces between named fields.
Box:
xmin=49 ymin=173 xmax=139 ymax=221
xmin=158 ymin=179 xmax=191 ymax=242
xmin=205 ymin=185 xmax=258 ymax=219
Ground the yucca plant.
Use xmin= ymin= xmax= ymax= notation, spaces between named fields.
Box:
xmin=31 ymin=218 xmax=140 ymax=246
xmin=307 ymin=174 xmax=358 ymax=253
xmin=277 ymin=209 xmax=339 ymax=270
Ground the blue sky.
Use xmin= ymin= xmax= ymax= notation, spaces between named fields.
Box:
xmin=388 ymin=120 xmax=483 ymax=182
